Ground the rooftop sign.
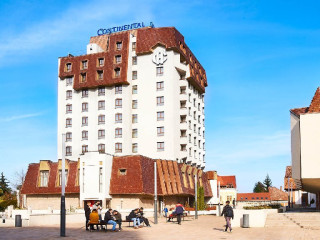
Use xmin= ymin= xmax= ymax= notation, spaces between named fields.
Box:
xmin=97 ymin=22 xmax=154 ymax=36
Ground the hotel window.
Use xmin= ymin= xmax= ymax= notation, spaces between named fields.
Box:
xmin=193 ymin=111 xmax=196 ymax=120
xmin=115 ymin=143 xmax=122 ymax=153
xmin=198 ymin=140 xmax=201 ymax=148
xmin=82 ymin=89 xmax=88 ymax=98
xmin=132 ymin=100 xmax=138 ymax=109
xmin=132 ymin=85 xmax=138 ymax=94
xmin=132 ymin=143 xmax=138 ymax=153
xmin=115 ymin=128 xmax=122 ymax=138
xmin=132 ymin=56 xmax=137 ymax=65
xmin=98 ymin=100 xmax=105 ymax=110
xmin=98 ymin=129 xmax=105 ymax=139
xmin=39 ymin=170 xmax=49 ymax=187
xmin=99 ymin=167 xmax=103 ymax=193
xmin=98 ymin=58 xmax=104 ymax=66
xmin=66 ymin=90 xmax=72 ymax=99
xmin=193 ymin=99 xmax=196 ymax=107
xmin=80 ymin=73 xmax=86 ymax=83
xmin=66 ymin=104 xmax=72 ymax=113
xmin=66 ymin=146 xmax=72 ymax=156
xmin=194 ymin=137 xmax=196 ymax=146
xmin=66 ymin=132 xmax=72 ymax=142
xmin=82 ymin=116 xmax=88 ymax=126
xmin=203 ymin=131 xmax=205 ymax=138
xmin=115 ymin=55 xmax=122 ymax=63
xmin=98 ymin=115 xmax=105 ymax=124
xmin=58 ymin=170 xmax=68 ymax=186
xmin=115 ymin=113 xmax=122 ymax=123
xmin=189 ymin=134 xmax=191 ymax=143
xmin=157 ymin=127 xmax=164 ymax=136
xmin=97 ymin=70 xmax=104 ymax=80
xmin=82 ymin=130 xmax=88 ymax=140
xmin=189 ymin=148 xmax=192 ymax=157
xmin=115 ymin=85 xmax=122 ymax=94
xmin=132 ymin=114 xmax=138 ymax=123
xmin=157 ymin=111 xmax=164 ymax=121
xmin=198 ymin=103 xmax=201 ymax=111
xmin=66 ymin=63 xmax=72 ymax=72
xmin=203 ymin=142 xmax=205 ymax=150
xmin=198 ymin=115 xmax=201 ymax=124
xmin=81 ymin=60 xmax=88 ymax=70
xmin=132 ymin=129 xmax=138 ymax=138
xmin=132 ymin=71 xmax=137 ymax=80
xmin=156 ymin=67 xmax=163 ymax=76
xmin=82 ymin=102 xmax=88 ymax=112
xmin=116 ymin=41 xmax=122 ymax=50
xmin=156 ymin=81 xmax=164 ymax=91
xmin=82 ymin=145 xmax=88 ymax=153
xmin=98 ymin=87 xmax=105 ymax=96
xmin=157 ymin=96 xmax=164 ymax=106
xmin=114 ymin=68 xmax=121 ymax=77
xmin=194 ymin=150 xmax=197 ymax=158
xmin=194 ymin=124 xmax=196 ymax=133
xmin=157 ymin=142 xmax=164 ymax=151
xmin=188 ymin=94 xmax=191 ymax=102
xmin=98 ymin=144 xmax=105 ymax=153
xmin=189 ymin=121 xmax=191 ymax=130
xmin=115 ymin=98 xmax=122 ymax=108
xmin=132 ymin=42 xmax=136 ymax=50
xmin=66 ymin=118 xmax=72 ymax=127
xmin=198 ymin=127 xmax=201 ymax=136
xmin=66 ymin=77 xmax=73 ymax=86
xmin=188 ymin=107 xmax=191 ymax=116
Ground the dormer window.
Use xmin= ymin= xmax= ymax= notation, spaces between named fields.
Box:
xmin=116 ymin=41 xmax=122 ymax=50
xmin=65 ymin=63 xmax=72 ymax=72
xmin=119 ymin=168 xmax=127 ymax=175
xmin=114 ymin=68 xmax=120 ymax=78
xmin=80 ymin=73 xmax=86 ymax=83
xmin=115 ymin=55 xmax=122 ymax=64
xmin=97 ymin=70 xmax=103 ymax=80
xmin=81 ymin=60 xmax=88 ymax=70
xmin=98 ymin=58 xmax=104 ymax=67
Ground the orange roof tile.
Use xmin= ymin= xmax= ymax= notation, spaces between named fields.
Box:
xmin=217 ymin=175 xmax=236 ymax=188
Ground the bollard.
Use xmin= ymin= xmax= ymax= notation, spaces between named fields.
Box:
xmin=15 ymin=215 xmax=22 ymax=227
xmin=243 ymin=214 xmax=249 ymax=228
xmin=2 ymin=219 xmax=5 ymax=223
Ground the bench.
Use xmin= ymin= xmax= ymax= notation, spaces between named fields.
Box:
xmin=123 ymin=216 xmax=146 ymax=227
xmin=87 ymin=222 xmax=107 ymax=232
xmin=166 ymin=212 xmax=188 ymax=223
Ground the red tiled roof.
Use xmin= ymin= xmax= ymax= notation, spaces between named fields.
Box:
xmin=20 ymin=160 xmax=79 ymax=195
xmin=217 ymin=175 xmax=236 ymax=188
xmin=290 ymin=87 xmax=320 ymax=116
xmin=58 ymin=27 xmax=207 ymax=93
xmin=110 ymin=155 xmax=212 ymax=197
xmin=237 ymin=192 xmax=270 ymax=201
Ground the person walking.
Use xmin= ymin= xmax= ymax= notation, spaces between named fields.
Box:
xmin=221 ymin=201 xmax=234 ymax=232
xmin=104 ymin=208 xmax=118 ymax=232
xmin=175 ymin=202 xmax=184 ymax=225
xmin=163 ymin=206 xmax=168 ymax=217
xmin=84 ymin=201 xmax=91 ymax=231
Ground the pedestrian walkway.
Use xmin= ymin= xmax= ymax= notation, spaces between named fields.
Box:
xmin=0 ymin=215 xmax=320 ymax=240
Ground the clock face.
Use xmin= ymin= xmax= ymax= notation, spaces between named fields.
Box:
xmin=152 ymin=48 xmax=167 ymax=65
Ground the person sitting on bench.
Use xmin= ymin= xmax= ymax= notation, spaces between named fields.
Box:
xmin=113 ymin=210 xmax=122 ymax=231
xmin=104 ymin=208 xmax=118 ymax=232
xmin=128 ymin=208 xmax=142 ymax=229
xmin=138 ymin=207 xmax=151 ymax=227
xmin=88 ymin=209 xmax=99 ymax=230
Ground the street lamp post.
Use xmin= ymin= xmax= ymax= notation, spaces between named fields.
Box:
xmin=154 ymin=161 xmax=158 ymax=224
xmin=60 ymin=134 xmax=66 ymax=237
xmin=218 ymin=181 xmax=221 ymax=216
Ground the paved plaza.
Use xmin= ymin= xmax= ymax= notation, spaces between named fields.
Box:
xmin=1 ymin=215 xmax=320 ymax=240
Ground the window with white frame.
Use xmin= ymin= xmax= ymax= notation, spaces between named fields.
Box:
xmin=132 ymin=129 xmax=138 ymax=138
xmin=98 ymin=87 xmax=105 ymax=96
xmin=115 ymin=142 xmax=122 ymax=153
xmin=115 ymin=55 xmax=122 ymax=63
xmin=115 ymin=85 xmax=122 ymax=94
xmin=156 ymin=67 xmax=163 ymax=76
xmin=81 ymin=60 xmax=88 ymax=70
xmin=98 ymin=115 xmax=105 ymax=124
xmin=82 ymin=89 xmax=88 ymax=98
xmin=157 ymin=111 xmax=164 ymax=121
xmin=132 ymin=71 xmax=137 ymax=80
xmin=132 ymin=56 xmax=137 ymax=65
xmin=66 ymin=77 xmax=73 ymax=86
xmin=98 ymin=58 xmax=104 ymax=66
xmin=157 ymin=142 xmax=164 ymax=151
xmin=66 ymin=104 xmax=72 ymax=113
xmin=98 ymin=144 xmax=105 ymax=153
xmin=132 ymin=42 xmax=136 ymax=51
xmin=132 ymin=143 xmax=138 ymax=153
xmin=82 ymin=102 xmax=88 ymax=112
xmin=132 ymin=114 xmax=138 ymax=123
xmin=132 ymin=85 xmax=137 ymax=94
xmin=115 ymin=98 xmax=122 ymax=108
xmin=156 ymin=96 xmax=164 ymax=106
xmin=66 ymin=118 xmax=72 ymax=127
xmin=115 ymin=128 xmax=122 ymax=138
xmin=66 ymin=90 xmax=72 ymax=99
xmin=98 ymin=129 xmax=105 ymax=139
xmin=157 ymin=127 xmax=164 ymax=136
xmin=115 ymin=113 xmax=122 ymax=123
xmin=156 ymin=81 xmax=164 ymax=91
xmin=98 ymin=100 xmax=105 ymax=110
xmin=82 ymin=145 xmax=88 ymax=153
xmin=82 ymin=116 xmax=88 ymax=126
xmin=58 ymin=170 xmax=68 ymax=186
xmin=82 ymin=130 xmax=88 ymax=140
xmin=66 ymin=132 xmax=72 ymax=142
xmin=66 ymin=63 xmax=72 ymax=72
xmin=66 ymin=146 xmax=72 ymax=156
xmin=39 ymin=170 xmax=49 ymax=187
xmin=132 ymin=100 xmax=138 ymax=109
xmin=116 ymin=41 xmax=122 ymax=50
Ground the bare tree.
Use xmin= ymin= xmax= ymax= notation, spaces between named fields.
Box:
xmin=12 ymin=169 xmax=26 ymax=191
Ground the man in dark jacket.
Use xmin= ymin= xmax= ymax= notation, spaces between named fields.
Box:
xmin=84 ymin=201 xmax=91 ymax=231
xmin=138 ymin=207 xmax=151 ymax=227
xmin=175 ymin=202 xmax=184 ymax=225
xmin=128 ymin=208 xmax=141 ymax=229
xmin=113 ymin=210 xmax=122 ymax=231
xmin=221 ymin=201 xmax=234 ymax=232
xmin=104 ymin=208 xmax=117 ymax=231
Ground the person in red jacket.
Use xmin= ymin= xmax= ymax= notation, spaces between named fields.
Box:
xmin=175 ymin=202 xmax=184 ymax=225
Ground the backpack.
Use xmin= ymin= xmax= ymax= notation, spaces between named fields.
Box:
xmin=226 ymin=207 xmax=233 ymax=217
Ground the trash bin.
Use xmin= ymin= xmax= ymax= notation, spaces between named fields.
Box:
xmin=15 ymin=215 xmax=22 ymax=227
xmin=243 ymin=214 xmax=249 ymax=228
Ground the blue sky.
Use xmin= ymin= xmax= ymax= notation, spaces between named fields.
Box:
xmin=1 ymin=0 xmax=320 ymax=192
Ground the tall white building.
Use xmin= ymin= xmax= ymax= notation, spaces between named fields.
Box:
xmin=57 ymin=26 xmax=208 ymax=170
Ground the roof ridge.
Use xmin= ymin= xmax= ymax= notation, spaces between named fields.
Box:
xmin=308 ymin=87 xmax=320 ymax=113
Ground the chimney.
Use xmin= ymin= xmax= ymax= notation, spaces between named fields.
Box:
xmin=280 ymin=186 xmax=283 ymax=191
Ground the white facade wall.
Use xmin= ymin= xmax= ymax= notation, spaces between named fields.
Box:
xmin=290 ymin=113 xmax=301 ymax=180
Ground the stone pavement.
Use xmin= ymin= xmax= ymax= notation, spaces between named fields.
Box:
xmin=1 ymin=215 xmax=320 ymax=240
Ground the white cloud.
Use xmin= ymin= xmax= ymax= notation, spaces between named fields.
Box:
xmin=0 ymin=112 xmax=43 ymax=122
